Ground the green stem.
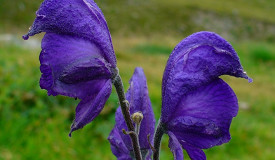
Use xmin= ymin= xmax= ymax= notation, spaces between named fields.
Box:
xmin=113 ymin=73 xmax=142 ymax=160
xmin=153 ymin=121 xmax=165 ymax=160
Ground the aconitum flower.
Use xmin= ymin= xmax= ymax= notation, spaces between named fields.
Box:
xmin=157 ymin=31 xmax=252 ymax=159
xmin=23 ymin=0 xmax=117 ymax=135
xmin=108 ymin=67 xmax=155 ymax=160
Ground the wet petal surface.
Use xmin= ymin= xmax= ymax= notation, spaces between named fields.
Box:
xmin=40 ymin=33 xmax=112 ymax=98
xmin=166 ymin=78 xmax=238 ymax=149
xmin=23 ymin=0 xmax=116 ymax=66
xmin=161 ymin=31 xmax=251 ymax=123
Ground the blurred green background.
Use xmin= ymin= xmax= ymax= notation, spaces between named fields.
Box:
xmin=0 ymin=0 xmax=275 ymax=159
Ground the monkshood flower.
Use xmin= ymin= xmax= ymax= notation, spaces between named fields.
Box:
xmin=154 ymin=31 xmax=252 ymax=160
xmin=108 ymin=67 xmax=155 ymax=160
xmin=22 ymin=0 xmax=117 ymax=136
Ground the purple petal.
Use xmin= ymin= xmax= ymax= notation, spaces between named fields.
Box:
xmin=166 ymin=78 xmax=238 ymax=149
xmin=108 ymin=126 xmax=132 ymax=160
xmin=70 ymin=79 xmax=112 ymax=135
xmin=114 ymin=107 xmax=153 ymax=160
xmin=168 ymin=131 xmax=184 ymax=160
xmin=161 ymin=31 xmax=252 ymax=123
xmin=181 ymin=141 xmax=206 ymax=160
xmin=23 ymin=0 xmax=116 ymax=66
xmin=110 ymin=67 xmax=155 ymax=158
xmin=40 ymin=33 xmax=112 ymax=98
xmin=127 ymin=68 xmax=156 ymax=150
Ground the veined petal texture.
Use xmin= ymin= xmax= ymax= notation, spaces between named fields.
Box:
xmin=40 ymin=33 xmax=112 ymax=98
xmin=166 ymin=78 xmax=238 ymax=149
xmin=108 ymin=67 xmax=155 ymax=160
xmin=181 ymin=141 xmax=206 ymax=160
xmin=70 ymin=79 xmax=112 ymax=135
xmin=23 ymin=0 xmax=116 ymax=135
xmin=161 ymin=31 xmax=251 ymax=123
xmin=161 ymin=32 xmax=251 ymax=159
xmin=23 ymin=0 xmax=116 ymax=66
xmin=168 ymin=131 xmax=206 ymax=160
xmin=41 ymin=33 xmax=113 ymax=134
xmin=168 ymin=131 xmax=184 ymax=160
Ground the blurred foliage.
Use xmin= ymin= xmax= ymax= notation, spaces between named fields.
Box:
xmin=250 ymin=45 xmax=275 ymax=62
xmin=0 ymin=0 xmax=41 ymax=28
xmin=1 ymin=0 xmax=275 ymax=42
xmin=98 ymin=0 xmax=275 ymax=42
xmin=132 ymin=44 xmax=173 ymax=55
xmin=1 ymin=0 xmax=275 ymax=160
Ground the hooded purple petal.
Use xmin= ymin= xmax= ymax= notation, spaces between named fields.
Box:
xmin=39 ymin=32 xmax=113 ymax=134
xmin=23 ymin=0 xmax=116 ymax=134
xmin=108 ymin=126 xmax=132 ymax=160
xmin=168 ymin=131 xmax=184 ymax=160
xmin=109 ymin=67 xmax=155 ymax=159
xmin=40 ymin=33 xmax=112 ymax=98
xmin=23 ymin=0 xmax=116 ymax=66
xmin=161 ymin=31 xmax=251 ymax=123
xmin=166 ymin=78 xmax=238 ymax=149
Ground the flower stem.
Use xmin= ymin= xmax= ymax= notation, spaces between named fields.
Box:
xmin=113 ymin=73 xmax=142 ymax=160
xmin=135 ymin=122 xmax=141 ymax=136
xmin=153 ymin=121 xmax=165 ymax=160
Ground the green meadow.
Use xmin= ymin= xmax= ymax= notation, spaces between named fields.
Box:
xmin=1 ymin=0 xmax=275 ymax=159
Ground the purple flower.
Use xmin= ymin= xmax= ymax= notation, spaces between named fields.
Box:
xmin=108 ymin=67 xmax=155 ymax=160
xmin=160 ymin=31 xmax=252 ymax=159
xmin=23 ymin=0 xmax=116 ymax=135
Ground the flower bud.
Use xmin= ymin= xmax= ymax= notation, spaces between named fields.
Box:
xmin=131 ymin=112 xmax=143 ymax=124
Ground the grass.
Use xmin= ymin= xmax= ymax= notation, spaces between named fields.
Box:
xmin=1 ymin=35 xmax=275 ymax=159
